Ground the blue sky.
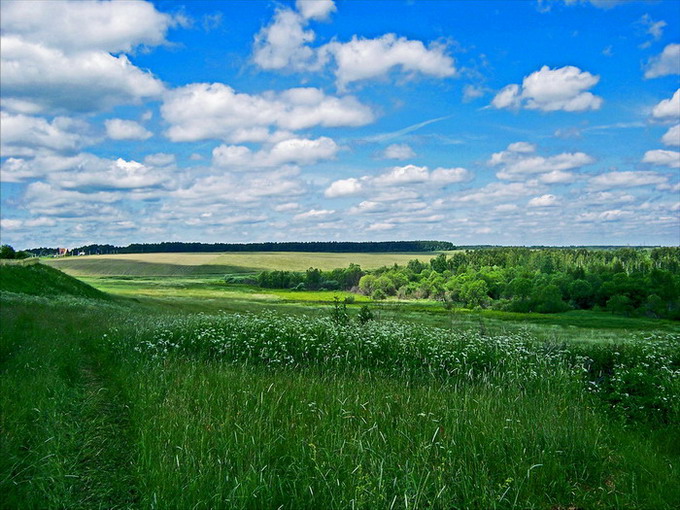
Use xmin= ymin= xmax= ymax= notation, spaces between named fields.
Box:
xmin=1 ymin=0 xmax=678 ymax=249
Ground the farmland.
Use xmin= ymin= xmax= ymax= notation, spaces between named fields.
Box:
xmin=44 ymin=251 xmax=440 ymax=276
xmin=1 ymin=253 xmax=679 ymax=509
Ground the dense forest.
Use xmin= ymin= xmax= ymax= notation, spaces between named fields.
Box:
xmin=26 ymin=240 xmax=454 ymax=255
xmin=256 ymin=247 xmax=680 ymax=319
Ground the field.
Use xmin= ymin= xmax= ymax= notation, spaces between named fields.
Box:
xmin=44 ymin=251 xmax=441 ymax=276
xmin=2 ymin=254 xmax=679 ymax=509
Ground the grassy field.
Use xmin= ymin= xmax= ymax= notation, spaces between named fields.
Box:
xmin=2 ymin=261 xmax=679 ymax=509
xmin=45 ymin=251 xmax=441 ymax=276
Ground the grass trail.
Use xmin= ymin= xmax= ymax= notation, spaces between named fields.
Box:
xmin=0 ymin=304 xmax=137 ymax=509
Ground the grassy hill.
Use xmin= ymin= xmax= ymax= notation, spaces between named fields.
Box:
xmin=0 ymin=261 xmax=108 ymax=300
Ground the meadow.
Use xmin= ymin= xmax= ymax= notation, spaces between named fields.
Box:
xmin=1 ymin=255 xmax=679 ymax=509
xmin=44 ymin=251 xmax=440 ymax=276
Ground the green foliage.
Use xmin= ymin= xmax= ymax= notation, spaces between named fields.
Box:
xmin=331 ymin=296 xmax=349 ymax=325
xmin=0 ymin=244 xmax=16 ymax=259
xmin=357 ymin=304 xmax=374 ymax=324
xmin=2 ymin=276 xmax=679 ymax=509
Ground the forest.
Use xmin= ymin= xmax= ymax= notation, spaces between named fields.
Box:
xmin=255 ymin=247 xmax=680 ymax=319
xmin=25 ymin=240 xmax=455 ymax=256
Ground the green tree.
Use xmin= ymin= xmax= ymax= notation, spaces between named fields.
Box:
xmin=0 ymin=245 xmax=16 ymax=259
xmin=607 ymin=294 xmax=633 ymax=316
xmin=460 ymin=280 xmax=489 ymax=308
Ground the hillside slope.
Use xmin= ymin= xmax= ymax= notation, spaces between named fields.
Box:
xmin=0 ymin=262 xmax=108 ymax=300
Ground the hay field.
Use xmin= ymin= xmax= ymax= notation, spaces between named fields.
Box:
xmin=44 ymin=251 xmax=440 ymax=277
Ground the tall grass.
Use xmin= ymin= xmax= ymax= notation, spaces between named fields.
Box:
xmin=2 ymin=295 xmax=679 ymax=509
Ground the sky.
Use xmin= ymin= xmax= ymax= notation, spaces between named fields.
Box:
xmin=0 ymin=0 xmax=679 ymax=249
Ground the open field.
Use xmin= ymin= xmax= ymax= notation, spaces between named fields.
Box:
xmin=2 ymin=260 xmax=679 ymax=509
xmin=44 ymin=251 xmax=443 ymax=277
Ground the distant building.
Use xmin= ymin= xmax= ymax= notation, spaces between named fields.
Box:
xmin=57 ymin=247 xmax=69 ymax=256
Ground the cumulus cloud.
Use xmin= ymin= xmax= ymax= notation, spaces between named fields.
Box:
xmin=0 ymin=152 xmax=170 ymax=192
xmin=296 ymin=0 xmax=337 ymax=21
xmin=0 ymin=0 xmax=176 ymax=53
xmin=105 ymin=119 xmax=152 ymax=140
xmin=489 ymin=142 xmax=594 ymax=181
xmin=0 ymin=0 xmax=172 ymax=113
xmin=643 ymin=149 xmax=680 ymax=168
xmin=252 ymin=2 xmax=455 ymax=89
xmin=588 ymin=170 xmax=669 ymax=190
xmin=661 ymin=124 xmax=680 ymax=147
xmin=644 ymin=44 xmax=680 ymax=79
xmin=324 ymin=178 xmax=364 ymax=198
xmin=651 ymin=89 xmax=680 ymax=120
xmin=253 ymin=8 xmax=319 ymax=71
xmin=381 ymin=143 xmax=416 ymax=160
xmin=325 ymin=164 xmax=472 ymax=200
xmin=162 ymin=83 xmax=373 ymax=142
xmin=212 ymin=136 xmax=339 ymax=169
xmin=491 ymin=65 xmax=603 ymax=112
xmin=322 ymin=34 xmax=456 ymax=90
xmin=528 ymin=194 xmax=559 ymax=207
xmin=0 ymin=111 xmax=93 ymax=156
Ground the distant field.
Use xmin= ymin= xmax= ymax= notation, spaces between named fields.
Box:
xmin=44 ymin=251 xmax=441 ymax=276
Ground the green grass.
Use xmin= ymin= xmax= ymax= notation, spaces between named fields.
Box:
xmin=44 ymin=251 xmax=441 ymax=276
xmin=0 ymin=262 xmax=107 ymax=300
xmin=2 ymin=262 xmax=679 ymax=508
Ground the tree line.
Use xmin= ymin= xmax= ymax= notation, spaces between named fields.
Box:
xmin=26 ymin=241 xmax=455 ymax=256
xmin=254 ymin=247 xmax=680 ymax=319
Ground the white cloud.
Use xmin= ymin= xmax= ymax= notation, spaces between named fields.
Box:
xmin=549 ymin=0 xmax=635 ymax=9
xmin=252 ymin=4 xmax=455 ymax=89
xmin=489 ymin=142 xmax=594 ymax=180
xmin=491 ymin=84 xmax=521 ymax=109
xmin=462 ymin=84 xmax=486 ymax=102
xmin=458 ymin=180 xmax=544 ymax=204
xmin=323 ymin=34 xmax=455 ymax=90
xmin=373 ymin=164 xmax=471 ymax=186
xmin=588 ymin=170 xmax=669 ymax=190
xmin=144 ymin=153 xmax=176 ymax=167
xmin=296 ymin=0 xmax=336 ymax=21
xmin=382 ymin=143 xmax=416 ymax=160
xmin=162 ymin=83 xmax=374 ymax=142
xmin=373 ymin=164 xmax=430 ymax=186
xmin=644 ymin=44 xmax=680 ymax=79
xmin=0 ymin=152 xmax=170 ymax=192
xmin=493 ymin=204 xmax=519 ymax=213
xmin=274 ymin=202 xmax=300 ymax=212
xmin=294 ymin=208 xmax=335 ymax=221
xmin=324 ymin=178 xmax=363 ymax=198
xmin=651 ymin=89 xmax=680 ymax=120
xmin=528 ymin=194 xmax=559 ymax=207
xmin=661 ymin=124 xmax=680 ymax=147
xmin=0 ymin=0 xmax=173 ymax=114
xmin=366 ymin=222 xmax=396 ymax=231
xmin=212 ymin=136 xmax=339 ymax=169
xmin=0 ymin=0 xmax=176 ymax=53
xmin=105 ymin=119 xmax=152 ymax=140
xmin=639 ymin=14 xmax=667 ymax=47
xmin=0 ymin=111 xmax=92 ymax=156
xmin=1 ymin=36 xmax=165 ymax=114
xmin=491 ymin=65 xmax=602 ymax=112
xmin=253 ymin=8 xmax=318 ymax=71
xmin=324 ymin=164 xmax=471 ymax=200
xmin=643 ymin=149 xmax=680 ymax=168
